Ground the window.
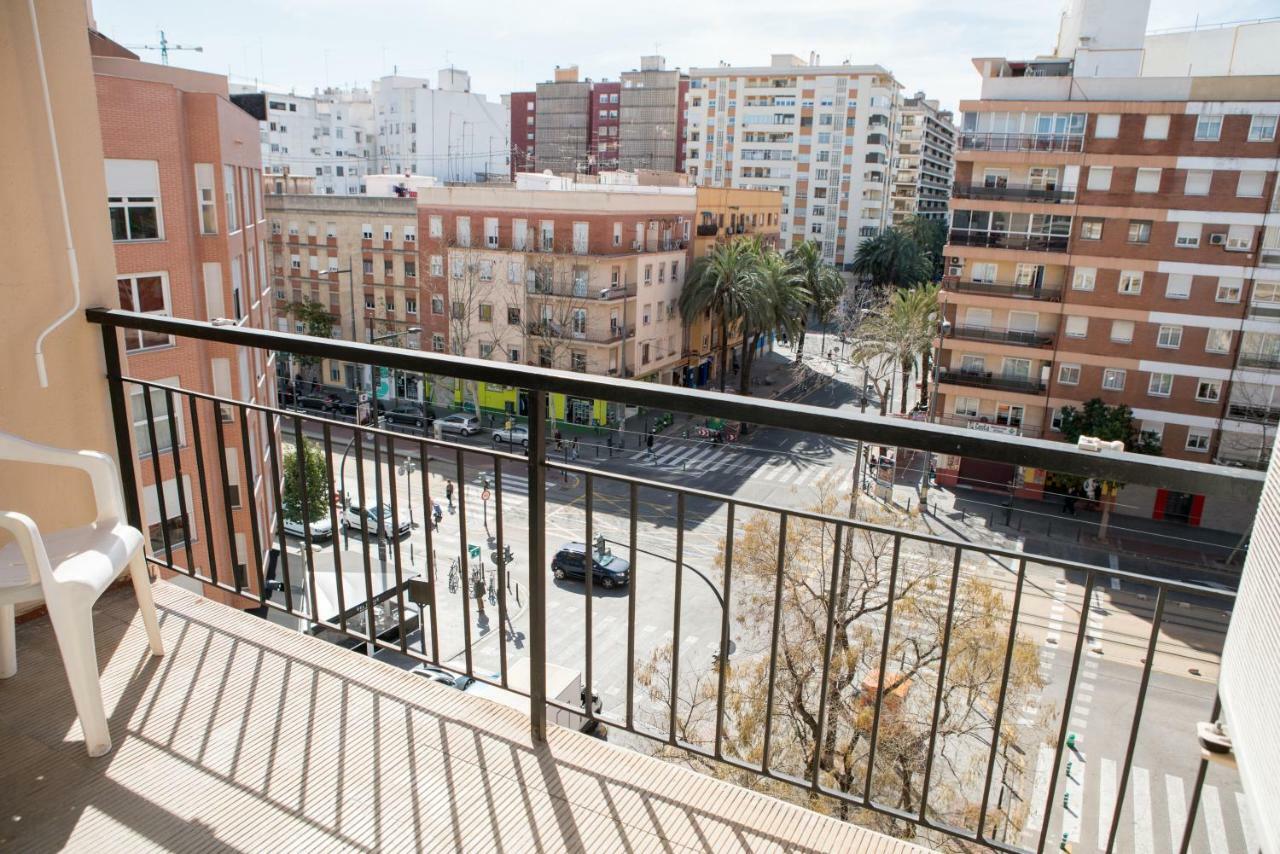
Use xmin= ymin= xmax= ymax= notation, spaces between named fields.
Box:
xmin=540 ymin=220 xmax=555 ymax=251
xmin=478 ymin=303 xmax=493 ymax=322
xmin=1065 ymin=316 xmax=1089 ymax=338
xmin=613 ymin=222 xmax=622 ymax=247
xmin=1147 ymin=372 xmax=1174 ymax=397
xmin=971 ymin=262 xmax=998 ymax=284
xmin=478 ymin=259 xmax=494 ymax=281
xmin=1127 ymin=221 xmax=1151 ymax=244
xmin=1071 ymin=267 xmax=1096 ymax=291
xmin=1086 ymin=166 xmax=1113 ymax=191
xmin=405 ymin=296 xmax=417 ymax=314
xmin=513 ymin=218 xmax=528 ymax=250
xmin=1227 ymin=224 xmax=1254 ymax=251
xmin=1080 ymin=218 xmax=1103 ymax=240
xmin=1216 ymin=277 xmax=1243 ymax=302
xmin=1102 ymin=369 xmax=1126 ymax=390
xmin=1144 ymin=115 xmax=1170 ymax=140
xmin=1206 ymin=328 xmax=1232 ymax=353
xmin=428 ymin=215 xmax=443 ymax=238
xmin=572 ymin=222 xmax=589 ymax=254
xmin=1156 ymin=325 xmax=1183 ymax=349
xmin=432 ymin=334 xmax=445 ymax=352
xmin=1194 ymin=114 xmax=1222 ymax=141
xmin=106 ymin=160 xmax=162 ymax=241
xmin=364 ymin=294 xmax=375 ymax=310
xmin=1118 ymin=271 xmax=1144 ymax=294
xmin=456 ymin=216 xmax=471 ymax=247
xmin=117 ymin=274 xmax=171 ymax=351
xmin=362 ymin=259 xmax=373 ymax=275
xmin=952 ymin=396 xmax=980 ymax=417
xmin=1134 ymin=168 xmax=1161 ymax=193
xmin=361 ymin=223 xmax=373 ymax=240
xmin=1094 ymin=114 xmax=1120 ymax=138
xmin=451 ymin=300 xmax=464 ymax=320
xmin=1186 ymin=430 xmax=1211 ymax=453
xmin=404 ymin=224 xmax=417 ymax=242
xmin=223 ymin=165 xmax=238 ymax=231
xmin=1175 ymin=222 xmax=1201 ymax=248
xmin=507 ymin=306 xmax=521 ymax=325
xmin=431 ymin=295 xmax=444 ymax=315
xmin=383 ymin=258 xmax=394 ymax=277
xmin=507 ymin=259 xmax=522 ymax=283
xmin=383 ymin=225 xmax=393 ymax=241
xmin=146 ymin=485 xmax=191 ymax=553
xmin=1184 ymin=170 xmax=1212 ymax=196
xmin=1196 ymin=379 xmax=1222 ymax=402
xmin=450 ymin=258 xmax=462 ymax=279
xmin=1111 ymin=320 xmax=1134 ymax=343
xmin=1058 ymin=364 xmax=1081 ymax=385
xmin=1238 ymin=171 xmax=1265 ymax=198
xmin=1248 ymin=114 xmax=1278 ymax=141
xmin=194 ymin=163 xmax=217 ymax=234
xmin=131 ymin=382 xmax=184 ymax=456
xmin=404 ymin=259 xmax=416 ymax=278
xmin=479 ymin=342 xmax=494 ymax=359
xmin=1165 ymin=273 xmax=1192 ymax=298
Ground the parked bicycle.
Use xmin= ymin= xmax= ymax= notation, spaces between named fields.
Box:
xmin=447 ymin=559 xmax=459 ymax=595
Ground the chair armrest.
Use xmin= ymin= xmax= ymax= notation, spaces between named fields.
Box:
xmin=0 ymin=512 xmax=50 ymax=586
xmin=0 ymin=432 xmax=127 ymax=525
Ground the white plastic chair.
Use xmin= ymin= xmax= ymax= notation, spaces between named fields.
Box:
xmin=0 ymin=430 xmax=164 ymax=756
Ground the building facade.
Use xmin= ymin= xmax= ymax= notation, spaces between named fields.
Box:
xmin=619 ymin=56 xmax=688 ymax=173
xmin=683 ymin=54 xmax=902 ymax=267
xmin=93 ymin=40 xmax=275 ymax=601
xmin=934 ymin=1 xmax=1280 ymax=528
xmin=890 ymin=92 xmax=956 ymax=225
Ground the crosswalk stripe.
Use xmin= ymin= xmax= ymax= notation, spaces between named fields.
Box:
xmin=1133 ymin=767 xmax=1154 ymax=854
xmin=1237 ymin=791 xmax=1259 ymax=854
xmin=1166 ymin=774 xmax=1186 ymax=854
xmin=683 ymin=447 xmax=720 ymax=469
xmin=1202 ymin=785 xmax=1230 ymax=854
xmin=1097 ymin=757 xmax=1116 ymax=851
xmin=1025 ymin=744 xmax=1054 ymax=832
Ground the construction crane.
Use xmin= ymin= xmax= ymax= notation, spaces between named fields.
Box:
xmin=126 ymin=30 xmax=203 ymax=66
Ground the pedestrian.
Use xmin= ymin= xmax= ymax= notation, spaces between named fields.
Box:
xmin=504 ymin=416 xmax=513 ymax=433
xmin=554 ymin=428 xmax=563 ymax=451
xmin=570 ymin=436 xmax=579 ymax=461
xmin=1062 ymin=490 xmax=1077 ymax=516
xmin=646 ymin=432 xmax=655 ymax=461
xmin=432 ymin=502 xmax=443 ymax=530
xmin=445 ymin=480 xmax=454 ymax=512
xmin=473 ymin=576 xmax=486 ymax=616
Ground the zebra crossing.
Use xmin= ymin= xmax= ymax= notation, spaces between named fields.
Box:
xmin=627 ymin=440 xmax=846 ymax=488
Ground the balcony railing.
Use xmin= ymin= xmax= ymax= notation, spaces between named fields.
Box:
xmin=696 ymin=223 xmax=719 ymax=237
xmin=943 ymin=278 xmax=1063 ymax=301
xmin=83 ymin=308 xmax=1263 ymax=854
xmin=947 ymin=231 xmax=1070 ymax=253
xmin=948 ymin=325 xmax=1056 ymax=348
xmin=526 ymin=320 xmax=633 ymax=344
xmin=932 ymin=413 xmax=1042 ymax=438
xmin=939 ymin=369 xmax=1048 ymax=394
xmin=527 ymin=281 xmax=636 ymax=300
xmin=952 ymin=183 xmax=1076 ymax=204
xmin=1226 ymin=402 xmax=1280 ymax=424
xmin=957 ymin=132 xmax=1085 ymax=153
xmin=1237 ymin=352 xmax=1280 ymax=370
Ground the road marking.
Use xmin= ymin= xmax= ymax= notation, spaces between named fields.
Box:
xmin=1097 ymin=757 xmax=1116 ymax=851
xmin=1202 ymin=785 xmax=1230 ymax=854
xmin=1238 ymin=790 xmax=1259 ymax=854
xmin=1133 ymin=767 xmax=1154 ymax=854
xmin=1063 ymin=747 xmax=1085 ymax=842
xmin=1166 ymin=774 xmax=1186 ymax=854
xmin=1024 ymin=744 xmax=1054 ymax=833
xmin=1069 ymin=717 xmax=1088 ymax=730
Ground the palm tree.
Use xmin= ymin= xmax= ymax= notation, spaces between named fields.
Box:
xmin=898 ymin=216 xmax=948 ymax=282
xmin=885 ymin=283 xmax=941 ymax=413
xmin=679 ymin=240 xmax=757 ymax=393
xmin=849 ymin=228 xmax=930 ymax=288
xmin=738 ymin=249 xmax=808 ymax=394
xmin=785 ymin=240 xmax=844 ymax=359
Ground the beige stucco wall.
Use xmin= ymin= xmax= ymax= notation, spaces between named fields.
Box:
xmin=0 ymin=1 xmax=126 ymax=541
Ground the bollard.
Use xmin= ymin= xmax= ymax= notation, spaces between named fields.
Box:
xmin=1063 ymin=793 xmax=1069 ymax=809
xmin=1066 ymin=731 xmax=1077 ymax=750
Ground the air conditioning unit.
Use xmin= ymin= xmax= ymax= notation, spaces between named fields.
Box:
xmin=1209 ymin=232 xmax=1227 ymax=246
xmin=950 ymin=256 xmax=961 ymax=265
xmin=947 ymin=266 xmax=963 ymax=277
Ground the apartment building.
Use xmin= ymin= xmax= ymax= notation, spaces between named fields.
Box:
xmin=683 ymin=54 xmax=901 ymax=266
xmin=417 ymin=172 xmax=694 ymax=424
xmin=619 ymin=56 xmax=688 ymax=173
xmin=93 ymin=37 xmax=275 ymax=601
xmin=890 ymin=92 xmax=956 ymax=225
xmin=510 ymin=90 xmax=537 ymax=175
xmin=264 ymin=194 xmax=440 ymax=403
xmin=934 ymin=1 xmax=1280 ymax=528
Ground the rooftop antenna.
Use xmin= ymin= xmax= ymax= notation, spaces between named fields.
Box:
xmin=126 ymin=30 xmax=203 ymax=66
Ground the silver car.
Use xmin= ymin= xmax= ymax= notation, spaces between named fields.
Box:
xmin=438 ymin=413 xmax=481 ymax=436
xmin=342 ymin=502 xmax=412 ymax=538
xmin=492 ymin=425 xmax=529 ymax=447
xmin=282 ymin=515 xmax=333 ymax=541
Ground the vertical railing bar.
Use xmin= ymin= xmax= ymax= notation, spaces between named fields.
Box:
xmin=263 ymin=410 xmax=294 ymax=610
xmin=164 ymin=388 xmax=197 ymax=573
xmin=455 ymin=445 xmax=473 ymax=676
xmin=418 ymin=439 xmax=439 ymax=662
xmin=237 ymin=406 xmax=265 ymax=602
xmin=668 ymin=491 xmax=686 ymax=744
xmin=527 ymin=391 xmax=548 ymax=743
xmin=863 ymin=532 xmax=902 ymax=802
xmin=1106 ymin=586 xmax=1167 ymax=854
xmin=494 ymin=461 xmax=509 ymax=687
xmin=1177 ymin=694 xmax=1220 ymax=854
xmin=760 ymin=511 xmax=788 ymax=772
xmin=713 ymin=501 xmax=735 ymax=759
xmin=919 ymin=547 xmax=966 ymax=819
xmin=977 ymin=556 xmax=1028 ymax=840
xmin=212 ymin=403 xmax=243 ymax=593
xmin=322 ymin=423 xmax=347 ymax=633
xmin=810 ymin=523 xmax=845 ymax=790
xmin=140 ymin=387 xmax=173 ymax=567
xmin=353 ymin=428 xmax=375 ymax=646
xmin=99 ymin=325 xmax=143 ymax=532
xmin=625 ymin=480 xmax=638 ymax=733
xmin=1037 ymin=571 xmax=1097 ymax=854
xmin=385 ymin=433 xmax=409 ymax=654
xmin=584 ymin=473 xmax=595 ymax=721
xmin=291 ymin=416 xmax=320 ymax=622
xmin=187 ymin=396 xmax=219 ymax=586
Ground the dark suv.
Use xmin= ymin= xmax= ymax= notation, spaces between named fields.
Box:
xmin=551 ymin=542 xmax=630 ymax=589
xmin=377 ymin=400 xmax=434 ymax=431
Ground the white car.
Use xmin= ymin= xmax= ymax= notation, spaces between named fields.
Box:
xmin=438 ymin=413 xmax=481 ymax=436
xmin=283 ymin=514 xmax=333 ymax=541
xmin=492 ymin=425 xmax=529 ymax=447
xmin=342 ymin=502 xmax=412 ymax=538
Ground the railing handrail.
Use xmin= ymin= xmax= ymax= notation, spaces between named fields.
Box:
xmin=943 ymin=279 xmax=1063 ymax=301
xmin=85 ymin=307 xmax=1264 ymax=501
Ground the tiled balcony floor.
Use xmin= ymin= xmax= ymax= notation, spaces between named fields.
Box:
xmin=0 ymin=581 xmax=924 ymax=853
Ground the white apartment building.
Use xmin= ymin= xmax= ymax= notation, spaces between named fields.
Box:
xmin=683 ymin=54 xmax=901 ymax=266
xmin=890 ymin=92 xmax=955 ymax=225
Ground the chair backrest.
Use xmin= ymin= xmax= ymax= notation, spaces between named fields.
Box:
xmin=0 ymin=430 xmax=126 ymax=527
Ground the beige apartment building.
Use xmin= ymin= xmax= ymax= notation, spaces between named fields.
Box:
xmin=889 ymin=92 xmax=956 ymax=226
xmin=935 ymin=3 xmax=1280 ymax=529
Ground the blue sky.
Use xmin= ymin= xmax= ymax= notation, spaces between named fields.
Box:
xmin=92 ymin=0 xmax=1278 ymax=112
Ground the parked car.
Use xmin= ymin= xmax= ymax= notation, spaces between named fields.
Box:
xmin=551 ymin=542 xmax=631 ymax=589
xmin=282 ymin=514 xmax=333 ymax=541
xmin=492 ymin=425 xmax=529 ymax=447
xmin=438 ymin=413 xmax=481 ymax=436
xmin=410 ymin=664 xmax=476 ymax=690
xmin=377 ymin=400 xmax=434 ymax=431
xmin=342 ymin=501 xmax=412 ymax=538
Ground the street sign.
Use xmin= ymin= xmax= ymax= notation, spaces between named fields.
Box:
xmin=467 ymin=544 xmax=481 ymax=559
xmin=375 ymin=367 xmax=392 ymax=401
xmin=481 ymin=489 xmax=491 ymax=502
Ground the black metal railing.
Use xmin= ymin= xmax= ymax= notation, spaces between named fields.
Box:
xmin=947 ymin=231 xmax=1070 ymax=253
xmin=939 ymin=369 xmax=1048 ymax=394
xmin=958 ymin=132 xmax=1085 ymax=153
xmin=1226 ymin=402 xmax=1280 ymax=424
xmin=1237 ymin=353 xmax=1280 ymax=370
xmin=943 ymin=279 xmax=1063 ymax=302
xmin=88 ymin=307 xmax=1261 ymax=854
xmin=948 ymin=325 xmax=1056 ymax=348
xmin=952 ymin=183 xmax=1076 ymax=204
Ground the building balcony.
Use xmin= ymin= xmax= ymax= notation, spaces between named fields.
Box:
xmin=947 ymin=325 xmax=1055 ymax=348
xmin=932 ymin=413 xmax=1043 ymax=438
xmin=3 ymin=308 xmax=1264 ymax=854
xmin=527 ymin=320 xmax=634 ymax=344
xmin=957 ymin=132 xmax=1084 ymax=153
xmin=938 ymin=368 xmax=1047 ymax=394
xmin=1237 ymin=352 xmax=1280 ymax=371
xmin=952 ymin=182 xmax=1076 ymax=204
xmin=526 ymin=281 xmax=637 ymax=301
xmin=942 ymin=278 xmax=1063 ymax=302
xmin=946 ymin=231 xmax=1070 ymax=253
xmin=695 ymin=223 xmax=719 ymax=237
xmin=1226 ymin=402 xmax=1280 ymax=424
